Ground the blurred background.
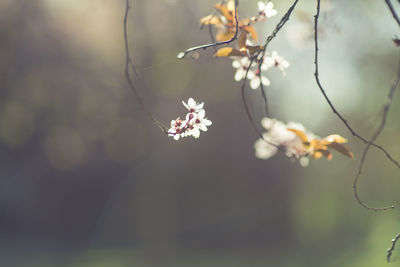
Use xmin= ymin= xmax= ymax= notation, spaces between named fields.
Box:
xmin=1 ymin=0 xmax=400 ymax=266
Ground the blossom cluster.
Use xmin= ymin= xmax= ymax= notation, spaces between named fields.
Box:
xmin=232 ymin=50 xmax=289 ymax=89
xmin=168 ymin=98 xmax=212 ymax=140
xmin=254 ymin=117 xmax=353 ymax=166
xmin=202 ymin=1 xmax=290 ymax=90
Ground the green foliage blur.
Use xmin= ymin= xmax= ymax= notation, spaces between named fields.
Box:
xmin=1 ymin=0 xmax=400 ymax=266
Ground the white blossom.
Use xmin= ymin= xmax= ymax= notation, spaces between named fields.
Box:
xmin=182 ymin=98 xmax=204 ymax=113
xmin=264 ymin=51 xmax=290 ymax=75
xmin=232 ymin=57 xmax=253 ymax=82
xmin=258 ymin=1 xmax=277 ymax=18
xmin=248 ymin=70 xmax=270 ymax=89
xmin=254 ymin=117 xmax=315 ymax=166
xmin=168 ymin=98 xmax=212 ymax=140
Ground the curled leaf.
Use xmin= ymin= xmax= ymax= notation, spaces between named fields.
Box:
xmin=214 ymin=47 xmax=244 ymax=57
xmin=327 ymin=142 xmax=354 ymax=159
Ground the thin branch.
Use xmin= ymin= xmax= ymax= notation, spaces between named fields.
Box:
xmin=241 ymin=60 xmax=280 ymax=148
xmin=256 ymin=0 xmax=300 ymax=118
xmin=353 ymin=54 xmax=400 ymax=211
xmin=124 ymin=0 xmax=167 ymax=133
xmin=388 ymin=232 xmax=400 ymax=262
xmin=261 ymin=0 xmax=300 ymax=53
xmin=259 ymin=82 xmax=270 ymax=117
xmin=178 ymin=0 xmax=239 ymax=59
xmin=313 ymin=0 xmax=400 ymax=187
xmin=385 ymin=0 xmax=400 ymax=28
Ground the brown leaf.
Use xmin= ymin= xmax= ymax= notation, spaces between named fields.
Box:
xmin=216 ymin=30 xmax=235 ymax=42
xmin=287 ymin=128 xmax=309 ymax=144
xmin=200 ymin=14 xmax=222 ymax=26
xmin=214 ymin=47 xmax=244 ymax=57
xmin=214 ymin=3 xmax=233 ymax=22
xmin=247 ymin=45 xmax=263 ymax=56
xmin=243 ymin=25 xmax=258 ymax=41
xmin=238 ymin=31 xmax=247 ymax=52
xmin=327 ymin=142 xmax=354 ymax=159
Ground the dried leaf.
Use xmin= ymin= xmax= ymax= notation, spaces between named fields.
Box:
xmin=327 ymin=142 xmax=354 ymax=159
xmin=243 ymin=25 xmax=258 ymax=41
xmin=238 ymin=31 xmax=247 ymax=52
xmin=216 ymin=30 xmax=235 ymax=42
xmin=214 ymin=47 xmax=244 ymax=57
xmin=200 ymin=14 xmax=222 ymax=26
xmin=287 ymin=128 xmax=309 ymax=143
xmin=247 ymin=45 xmax=264 ymax=55
xmin=215 ymin=3 xmax=233 ymax=22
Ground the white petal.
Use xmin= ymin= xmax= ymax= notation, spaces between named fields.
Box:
xmin=263 ymin=57 xmax=274 ymax=67
xmin=261 ymin=76 xmax=270 ymax=86
xmin=266 ymin=9 xmax=277 ymax=18
xmin=197 ymin=109 xmax=205 ymax=119
xmin=203 ymin=119 xmax=212 ymax=126
xmin=247 ymin=70 xmax=255 ymax=79
xmin=188 ymin=98 xmax=195 ymax=107
xmin=266 ymin=2 xmax=274 ymax=10
xmin=258 ymin=2 xmax=266 ymax=11
xmin=173 ymin=134 xmax=180 ymax=140
xmin=199 ymin=124 xmax=208 ymax=132
xmin=197 ymin=102 xmax=204 ymax=110
xmin=192 ymin=128 xmax=200 ymax=138
xmin=261 ymin=117 xmax=274 ymax=130
xmin=232 ymin=60 xmax=241 ymax=69
xmin=250 ymin=77 xmax=260 ymax=89
xmin=300 ymin=157 xmax=310 ymax=167
xmin=261 ymin=63 xmax=269 ymax=71
xmin=234 ymin=69 xmax=245 ymax=81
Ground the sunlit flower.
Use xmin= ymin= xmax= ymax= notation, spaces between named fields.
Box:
xmin=182 ymin=98 xmax=204 ymax=113
xmin=258 ymin=1 xmax=277 ymax=18
xmin=232 ymin=57 xmax=253 ymax=81
xmin=264 ymin=51 xmax=290 ymax=75
xmin=254 ymin=117 xmax=353 ymax=165
xmin=248 ymin=69 xmax=270 ymax=89
xmin=168 ymin=98 xmax=212 ymax=140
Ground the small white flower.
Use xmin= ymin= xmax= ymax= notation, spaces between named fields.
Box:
xmin=254 ymin=117 xmax=314 ymax=166
xmin=182 ymin=98 xmax=204 ymax=113
xmin=254 ymin=134 xmax=278 ymax=160
xmin=168 ymin=98 xmax=212 ymax=140
xmin=168 ymin=118 xmax=186 ymax=140
xmin=248 ymin=70 xmax=270 ymax=89
xmin=194 ymin=110 xmax=212 ymax=132
xmin=264 ymin=51 xmax=290 ymax=75
xmin=258 ymin=1 xmax=277 ymax=18
xmin=232 ymin=57 xmax=253 ymax=82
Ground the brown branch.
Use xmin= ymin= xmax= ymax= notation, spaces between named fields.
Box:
xmin=388 ymin=232 xmax=400 ymax=262
xmin=385 ymin=0 xmax=400 ymax=28
xmin=240 ymin=60 xmax=280 ymax=149
xmin=256 ymin=0 xmax=300 ymax=118
xmin=313 ymin=0 xmax=400 ymax=204
xmin=178 ymin=0 xmax=239 ymax=59
xmin=261 ymin=0 xmax=300 ymax=53
xmin=124 ymin=0 xmax=167 ymax=133
xmin=353 ymin=54 xmax=400 ymax=211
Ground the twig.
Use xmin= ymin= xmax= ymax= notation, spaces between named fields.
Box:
xmin=178 ymin=0 xmax=239 ymax=59
xmin=313 ymin=0 xmax=400 ymax=184
xmin=261 ymin=0 xmax=300 ymax=53
xmin=241 ymin=60 xmax=279 ymax=148
xmin=353 ymin=54 xmax=400 ymax=211
xmin=388 ymin=232 xmax=400 ymax=262
xmin=256 ymin=0 xmax=300 ymax=117
xmin=124 ymin=0 xmax=167 ymax=133
xmin=385 ymin=0 xmax=400 ymax=28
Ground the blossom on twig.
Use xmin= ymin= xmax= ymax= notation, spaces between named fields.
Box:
xmin=168 ymin=98 xmax=212 ymax=140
